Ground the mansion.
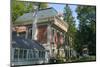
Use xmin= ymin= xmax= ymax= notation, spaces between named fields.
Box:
xmin=11 ymin=7 xmax=76 ymax=66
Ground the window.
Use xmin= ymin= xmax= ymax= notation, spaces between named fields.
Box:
xmin=28 ymin=28 xmax=32 ymax=39
xmin=19 ymin=32 xmax=26 ymax=38
xmin=28 ymin=50 xmax=32 ymax=60
xmin=35 ymin=51 xmax=39 ymax=58
xmin=39 ymin=51 xmax=45 ymax=58
xmin=19 ymin=49 xmax=23 ymax=59
xmin=52 ymin=28 xmax=55 ymax=43
xmin=14 ymin=48 xmax=19 ymax=59
xmin=33 ymin=50 xmax=36 ymax=58
xmin=39 ymin=51 xmax=41 ymax=58
xmin=30 ymin=50 xmax=33 ymax=59
xmin=23 ymin=50 xmax=27 ymax=59
xmin=42 ymin=51 xmax=45 ymax=58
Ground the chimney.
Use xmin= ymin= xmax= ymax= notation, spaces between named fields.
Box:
xmin=58 ymin=12 xmax=64 ymax=20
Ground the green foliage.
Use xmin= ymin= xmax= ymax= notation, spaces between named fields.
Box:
xmin=77 ymin=56 xmax=96 ymax=62
xmin=76 ymin=5 xmax=96 ymax=55
xmin=11 ymin=0 xmax=33 ymax=22
xmin=11 ymin=0 xmax=48 ymax=22
xmin=39 ymin=3 xmax=48 ymax=9
xmin=64 ymin=5 xmax=76 ymax=35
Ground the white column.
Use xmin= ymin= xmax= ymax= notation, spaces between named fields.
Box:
xmin=47 ymin=24 xmax=52 ymax=57
xmin=32 ymin=9 xmax=38 ymax=40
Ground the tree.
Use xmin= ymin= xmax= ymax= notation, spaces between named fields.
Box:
xmin=76 ymin=5 xmax=96 ymax=55
xmin=11 ymin=0 xmax=48 ymax=22
xmin=63 ymin=5 xmax=77 ymax=60
xmin=39 ymin=3 xmax=48 ymax=9
xmin=64 ymin=5 xmax=76 ymax=48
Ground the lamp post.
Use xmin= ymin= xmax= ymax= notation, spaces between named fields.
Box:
xmin=32 ymin=3 xmax=40 ymax=40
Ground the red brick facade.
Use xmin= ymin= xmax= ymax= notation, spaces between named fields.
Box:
xmin=37 ymin=25 xmax=47 ymax=44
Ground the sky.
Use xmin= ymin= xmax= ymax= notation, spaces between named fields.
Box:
xmin=48 ymin=3 xmax=79 ymax=28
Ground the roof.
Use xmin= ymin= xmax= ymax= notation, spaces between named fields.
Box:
xmin=12 ymin=32 xmax=45 ymax=50
xmin=14 ymin=7 xmax=58 ymax=25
